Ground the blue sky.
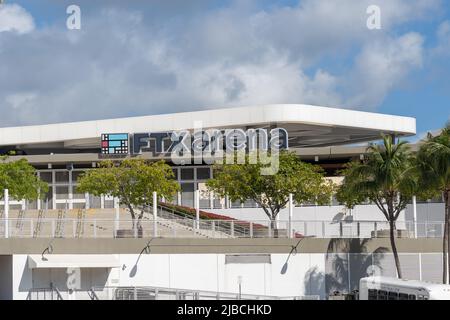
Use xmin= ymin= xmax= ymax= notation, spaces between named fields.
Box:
xmin=0 ymin=0 xmax=449 ymax=139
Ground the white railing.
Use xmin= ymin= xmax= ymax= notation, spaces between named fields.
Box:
xmin=0 ymin=217 xmax=445 ymax=239
xmin=90 ymin=286 xmax=319 ymax=300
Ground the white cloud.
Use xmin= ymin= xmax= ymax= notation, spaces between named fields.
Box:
xmin=433 ymin=20 xmax=450 ymax=56
xmin=0 ymin=1 xmax=440 ymax=126
xmin=0 ymin=4 xmax=35 ymax=34
xmin=5 ymin=92 xmax=37 ymax=109
xmin=344 ymin=33 xmax=424 ymax=108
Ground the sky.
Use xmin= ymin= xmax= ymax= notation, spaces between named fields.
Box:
xmin=0 ymin=0 xmax=449 ymax=140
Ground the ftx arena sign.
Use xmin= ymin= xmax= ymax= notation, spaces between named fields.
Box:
xmin=100 ymin=128 xmax=288 ymax=169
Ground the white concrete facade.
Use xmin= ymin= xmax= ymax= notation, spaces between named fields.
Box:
xmin=0 ymin=104 xmax=416 ymax=148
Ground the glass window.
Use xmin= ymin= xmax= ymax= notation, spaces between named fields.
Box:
xmin=388 ymin=292 xmax=399 ymax=300
xmin=181 ymin=183 xmax=195 ymax=207
xmin=181 ymin=168 xmax=194 ymax=180
xmin=55 ymin=186 xmax=69 ymax=200
xmin=196 ymin=168 xmax=211 ymax=180
xmin=377 ymin=290 xmax=387 ymax=300
xmin=41 ymin=187 xmax=53 ymax=209
xmin=171 ymin=168 xmax=178 ymax=180
xmin=408 ymin=294 xmax=416 ymax=300
xmin=55 ymin=171 xmax=70 ymax=183
xmin=72 ymin=171 xmax=85 ymax=183
xmin=39 ymin=172 xmax=53 ymax=184
xmin=399 ymin=293 xmax=409 ymax=300
xmin=368 ymin=289 xmax=377 ymax=300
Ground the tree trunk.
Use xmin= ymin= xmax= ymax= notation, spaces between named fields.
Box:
xmin=389 ymin=220 xmax=402 ymax=279
xmin=445 ymin=191 xmax=450 ymax=284
xmin=270 ymin=218 xmax=277 ymax=238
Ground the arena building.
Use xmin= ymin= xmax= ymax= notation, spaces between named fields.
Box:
xmin=0 ymin=104 xmax=416 ymax=211
xmin=2 ymin=104 xmax=446 ymax=301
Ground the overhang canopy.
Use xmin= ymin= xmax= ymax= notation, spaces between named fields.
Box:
xmin=0 ymin=104 xmax=416 ymax=149
xmin=27 ymin=254 xmax=121 ymax=269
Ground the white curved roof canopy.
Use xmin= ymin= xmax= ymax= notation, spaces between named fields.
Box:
xmin=0 ymin=104 xmax=416 ymax=149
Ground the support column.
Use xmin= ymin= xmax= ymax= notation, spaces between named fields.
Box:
xmin=195 ymin=190 xmax=200 ymax=229
xmin=288 ymin=193 xmax=293 ymax=239
xmin=412 ymin=195 xmax=418 ymax=238
xmin=68 ymin=170 xmax=73 ymax=210
xmin=52 ymin=170 xmax=56 ymax=210
xmin=153 ymin=191 xmax=158 ymax=237
xmin=210 ymin=191 xmax=214 ymax=210
xmin=4 ymin=189 xmax=9 ymax=238
xmin=114 ymin=197 xmax=120 ymax=234
xmin=85 ymin=193 xmax=90 ymax=210
xmin=177 ymin=191 xmax=181 ymax=206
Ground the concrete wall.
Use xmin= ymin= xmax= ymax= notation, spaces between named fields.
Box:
xmin=210 ymin=204 xmax=402 ymax=223
xmin=9 ymin=253 xmax=326 ymax=300
xmin=7 ymin=250 xmax=445 ymax=300
xmin=210 ymin=202 xmax=445 ymax=224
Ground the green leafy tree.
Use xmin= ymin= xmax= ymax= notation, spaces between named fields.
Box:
xmin=0 ymin=157 xmax=48 ymax=202
xmin=77 ymin=159 xmax=179 ymax=228
xmin=206 ymin=151 xmax=335 ymax=230
xmin=416 ymin=123 xmax=450 ymax=284
xmin=336 ymin=136 xmax=417 ymax=279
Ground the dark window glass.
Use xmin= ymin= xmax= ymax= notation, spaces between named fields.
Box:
xmin=55 ymin=171 xmax=69 ymax=183
xmin=196 ymin=168 xmax=211 ymax=180
xmin=172 ymin=169 xmax=178 ymax=180
xmin=388 ymin=292 xmax=399 ymax=300
xmin=368 ymin=289 xmax=377 ymax=300
xmin=408 ymin=294 xmax=416 ymax=300
xmin=72 ymin=171 xmax=85 ymax=182
xmin=399 ymin=293 xmax=409 ymax=300
xmin=39 ymin=172 xmax=52 ymax=183
xmin=377 ymin=290 xmax=387 ymax=300
xmin=181 ymin=168 xmax=194 ymax=180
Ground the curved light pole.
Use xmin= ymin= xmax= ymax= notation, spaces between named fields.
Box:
xmin=129 ymin=238 xmax=154 ymax=277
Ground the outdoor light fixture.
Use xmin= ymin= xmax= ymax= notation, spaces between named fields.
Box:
xmin=280 ymin=236 xmax=314 ymax=274
xmin=129 ymin=238 xmax=154 ymax=278
xmin=41 ymin=239 xmax=55 ymax=261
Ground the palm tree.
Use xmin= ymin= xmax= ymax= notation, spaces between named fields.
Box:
xmin=325 ymin=238 xmax=388 ymax=294
xmin=416 ymin=123 xmax=450 ymax=284
xmin=338 ymin=135 xmax=417 ymax=278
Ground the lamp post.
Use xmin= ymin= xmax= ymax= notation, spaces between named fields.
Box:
xmin=129 ymin=239 xmax=153 ymax=277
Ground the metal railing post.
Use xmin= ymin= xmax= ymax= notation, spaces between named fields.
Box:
xmin=339 ymin=221 xmax=343 ymax=237
xmin=153 ymin=191 xmax=158 ymax=237
xmin=374 ymin=222 xmax=378 ymax=238
xmin=357 ymin=222 xmax=360 ymax=238
xmin=322 ymin=221 xmax=325 ymax=238
xmin=4 ymin=189 xmax=9 ymax=238
xmin=250 ymin=222 xmax=253 ymax=238
xmin=51 ymin=219 xmax=55 ymax=237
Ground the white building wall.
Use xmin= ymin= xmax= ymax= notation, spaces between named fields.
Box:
xmin=11 ymin=253 xmax=327 ymax=299
xmin=12 ymin=255 xmax=32 ymax=300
